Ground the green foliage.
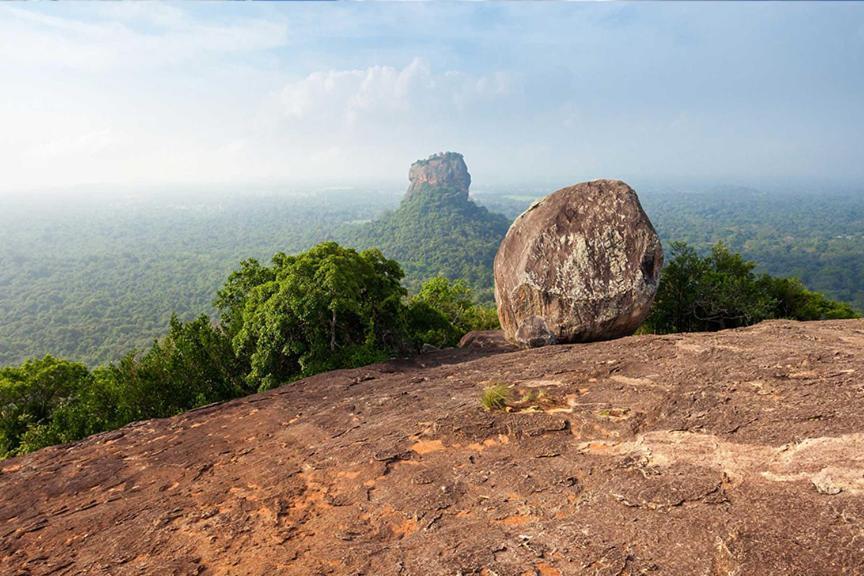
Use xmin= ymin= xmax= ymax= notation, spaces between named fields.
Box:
xmin=414 ymin=277 xmax=500 ymax=330
xmin=760 ymin=276 xmax=859 ymax=321
xmin=480 ymin=384 xmax=509 ymax=412
xmin=414 ymin=276 xmax=475 ymax=326
xmin=0 ymin=242 xmax=508 ymax=458
xmin=0 ymin=315 xmax=248 ymax=458
xmin=345 ymin=191 xmax=510 ymax=300
xmin=463 ymin=305 xmax=501 ymax=331
xmin=218 ymin=251 xmax=499 ymax=389
xmin=404 ymin=300 xmax=461 ymax=350
xmin=0 ymin=189 xmax=390 ymax=366
xmin=639 ymin=188 xmax=864 ymax=313
xmin=3 ymin=186 xmax=862 ymax=367
xmin=0 ymin=356 xmax=91 ymax=457
xmin=404 ymin=276 xmax=500 ymax=348
xmin=0 ymin=188 xmax=508 ymax=366
xmin=214 ymin=258 xmax=276 ymax=340
xmin=646 ymin=242 xmax=775 ymax=332
xmin=111 ymin=315 xmax=249 ymax=421
xmin=645 ymin=242 xmax=859 ymax=334
xmin=228 ymin=242 xmax=408 ymax=390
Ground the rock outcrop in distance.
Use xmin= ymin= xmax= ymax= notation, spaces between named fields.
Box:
xmin=345 ymin=152 xmax=509 ymax=292
xmin=3 ymin=319 xmax=864 ymax=575
xmin=404 ymin=151 xmax=472 ymax=203
xmin=495 ymin=179 xmax=662 ymax=347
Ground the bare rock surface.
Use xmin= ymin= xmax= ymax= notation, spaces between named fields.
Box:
xmin=494 ymin=179 xmax=663 ymax=346
xmin=404 ymin=152 xmax=471 ymax=203
xmin=3 ymin=319 xmax=864 ymax=575
xmin=457 ymin=329 xmax=511 ymax=351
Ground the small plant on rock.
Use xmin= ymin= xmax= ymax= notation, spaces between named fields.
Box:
xmin=481 ymin=384 xmax=510 ymax=411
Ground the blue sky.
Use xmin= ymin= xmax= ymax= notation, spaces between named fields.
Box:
xmin=1 ymin=2 xmax=863 ymax=193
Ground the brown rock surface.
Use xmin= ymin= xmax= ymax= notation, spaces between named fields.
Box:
xmin=404 ymin=152 xmax=471 ymax=202
xmin=3 ymin=319 xmax=864 ymax=575
xmin=494 ymin=179 xmax=662 ymax=346
xmin=457 ymin=329 xmax=511 ymax=351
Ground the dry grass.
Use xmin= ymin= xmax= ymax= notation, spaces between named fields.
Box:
xmin=480 ymin=384 xmax=510 ymax=411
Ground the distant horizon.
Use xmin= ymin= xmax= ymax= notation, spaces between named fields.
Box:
xmin=3 ymin=169 xmax=862 ymax=201
xmin=4 ymin=179 xmax=864 ymax=210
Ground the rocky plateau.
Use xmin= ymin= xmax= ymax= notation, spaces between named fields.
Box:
xmin=3 ymin=320 xmax=864 ymax=575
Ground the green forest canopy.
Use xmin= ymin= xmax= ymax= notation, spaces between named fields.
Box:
xmin=1 ymin=185 xmax=863 ymax=365
xmin=644 ymin=242 xmax=857 ymax=334
xmin=344 ymin=182 xmax=510 ymax=297
xmin=1 ymin=237 xmax=857 ymax=460
xmin=0 ymin=243 xmax=497 ymax=459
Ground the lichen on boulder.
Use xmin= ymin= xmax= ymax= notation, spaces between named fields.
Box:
xmin=493 ymin=179 xmax=662 ymax=347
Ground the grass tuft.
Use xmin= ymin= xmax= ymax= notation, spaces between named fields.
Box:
xmin=480 ymin=384 xmax=510 ymax=411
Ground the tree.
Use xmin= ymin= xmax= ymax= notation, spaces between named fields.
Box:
xmin=345 ymin=187 xmax=510 ymax=298
xmin=2 ymin=315 xmax=250 ymax=458
xmin=0 ymin=356 xmax=91 ymax=457
xmin=645 ymin=242 xmax=858 ymax=334
xmin=214 ymin=258 xmax=276 ymax=340
xmin=407 ymin=276 xmax=500 ymax=348
xmin=1 ymin=243 xmax=508 ymax=459
xmin=404 ymin=300 xmax=461 ymax=349
xmin=231 ymin=242 xmax=408 ymax=390
xmin=412 ymin=277 xmax=475 ymax=330
xmin=110 ymin=315 xmax=247 ymax=421
xmin=759 ymin=276 xmax=858 ymax=321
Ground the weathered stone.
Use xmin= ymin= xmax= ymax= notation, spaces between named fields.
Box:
xmin=514 ymin=316 xmax=557 ymax=348
xmin=457 ymin=330 xmax=511 ymax=351
xmin=494 ymin=179 xmax=662 ymax=346
xmin=420 ymin=343 xmax=440 ymax=354
xmin=404 ymin=152 xmax=471 ymax=202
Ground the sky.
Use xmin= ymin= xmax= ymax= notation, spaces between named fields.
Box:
xmin=1 ymin=2 xmax=863 ymax=194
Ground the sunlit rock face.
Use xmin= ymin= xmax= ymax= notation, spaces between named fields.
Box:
xmin=494 ymin=179 xmax=663 ymax=347
xmin=404 ymin=152 xmax=471 ymax=203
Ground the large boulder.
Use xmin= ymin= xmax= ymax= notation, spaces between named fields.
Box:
xmin=493 ymin=179 xmax=662 ymax=347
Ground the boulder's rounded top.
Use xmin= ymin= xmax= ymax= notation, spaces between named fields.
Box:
xmin=406 ymin=152 xmax=471 ymax=202
xmin=517 ymin=179 xmax=636 ymax=219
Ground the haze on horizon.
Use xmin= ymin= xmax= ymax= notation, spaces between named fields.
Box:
xmin=1 ymin=2 xmax=863 ymax=195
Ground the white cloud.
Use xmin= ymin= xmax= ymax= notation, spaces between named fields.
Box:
xmin=0 ymin=5 xmax=289 ymax=73
xmin=278 ymin=58 xmax=511 ymax=128
xmin=0 ymin=19 xmax=516 ymax=192
xmin=238 ymin=59 xmax=519 ymax=183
